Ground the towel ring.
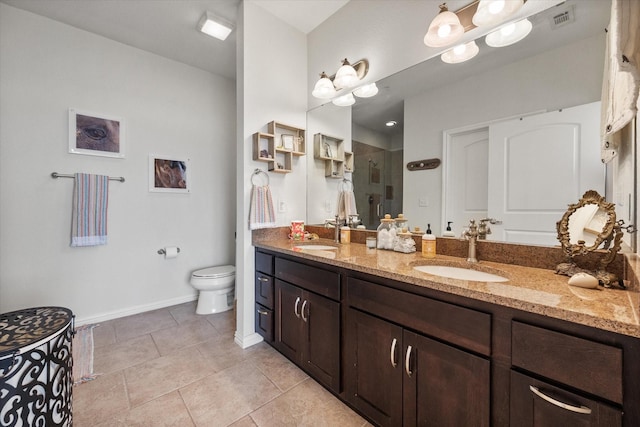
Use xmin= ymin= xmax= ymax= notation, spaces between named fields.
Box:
xmin=339 ymin=178 xmax=353 ymax=192
xmin=251 ymin=169 xmax=269 ymax=186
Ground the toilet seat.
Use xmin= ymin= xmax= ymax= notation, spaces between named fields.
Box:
xmin=192 ymin=265 xmax=235 ymax=279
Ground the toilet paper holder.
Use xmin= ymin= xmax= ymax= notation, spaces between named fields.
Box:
xmin=157 ymin=247 xmax=180 ymax=255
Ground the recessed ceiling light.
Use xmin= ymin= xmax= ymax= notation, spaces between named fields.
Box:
xmin=198 ymin=11 xmax=234 ymax=41
xmin=386 ymin=120 xmax=397 ymax=127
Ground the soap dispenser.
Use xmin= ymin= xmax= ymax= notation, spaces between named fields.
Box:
xmin=422 ymin=224 xmax=436 ymax=258
xmin=443 ymin=221 xmax=455 ymax=237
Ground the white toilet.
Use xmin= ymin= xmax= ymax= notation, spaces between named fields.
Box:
xmin=190 ymin=265 xmax=235 ymax=314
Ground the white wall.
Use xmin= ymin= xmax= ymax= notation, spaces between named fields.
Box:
xmin=402 ymin=34 xmax=605 ymax=235
xmin=0 ymin=4 xmax=236 ymax=324
xmin=235 ymin=1 xmax=307 ymax=347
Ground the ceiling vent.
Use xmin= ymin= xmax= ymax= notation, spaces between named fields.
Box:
xmin=549 ymin=5 xmax=575 ymax=29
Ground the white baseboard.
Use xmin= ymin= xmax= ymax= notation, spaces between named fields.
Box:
xmin=234 ymin=331 xmax=264 ymax=349
xmin=74 ymin=293 xmax=198 ymax=326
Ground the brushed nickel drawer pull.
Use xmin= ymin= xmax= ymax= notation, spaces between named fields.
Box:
xmin=405 ymin=345 xmax=413 ymax=377
xmin=529 ymin=386 xmax=592 ymax=415
xmin=294 ymin=296 xmax=301 ymax=318
xmin=301 ymin=300 xmax=308 ymax=322
xmin=258 ymin=276 xmax=269 ymax=282
xmin=257 ymin=309 xmax=268 ymax=315
xmin=390 ymin=338 xmax=398 ymax=368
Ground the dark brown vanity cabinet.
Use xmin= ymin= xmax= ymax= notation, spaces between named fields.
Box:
xmin=254 ymin=251 xmax=275 ymax=342
xmin=510 ymin=321 xmax=624 ymax=426
xmin=274 ymin=257 xmax=341 ymax=393
xmin=345 ymin=277 xmax=491 ymax=426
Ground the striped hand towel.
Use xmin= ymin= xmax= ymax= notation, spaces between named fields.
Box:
xmin=249 ymin=184 xmax=276 ymax=230
xmin=71 ymin=173 xmax=109 ymax=247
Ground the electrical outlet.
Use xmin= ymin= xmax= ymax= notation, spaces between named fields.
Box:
xmin=278 ymin=201 xmax=287 ymax=213
xmin=419 ymin=197 xmax=429 ymax=207
xmin=324 ymin=200 xmax=332 ymax=213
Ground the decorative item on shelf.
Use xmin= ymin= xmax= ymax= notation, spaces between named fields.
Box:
xmin=259 ymin=149 xmax=271 ymax=159
xmin=281 ymin=134 xmax=294 ymax=150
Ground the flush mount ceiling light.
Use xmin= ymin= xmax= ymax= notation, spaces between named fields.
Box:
xmin=472 ymin=0 xmax=524 ymax=27
xmin=424 ymin=3 xmax=465 ymax=48
xmin=332 ymin=93 xmax=356 ymax=107
xmin=198 ymin=11 xmax=234 ymax=41
xmin=441 ymin=40 xmax=479 ymax=63
xmin=353 ymin=82 xmax=379 ymax=98
xmin=485 ymin=18 xmax=532 ymax=47
xmin=312 ymin=72 xmax=337 ymax=99
xmin=386 ymin=120 xmax=398 ymax=127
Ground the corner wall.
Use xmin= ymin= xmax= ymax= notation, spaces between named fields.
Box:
xmin=0 ymin=4 xmax=236 ymax=323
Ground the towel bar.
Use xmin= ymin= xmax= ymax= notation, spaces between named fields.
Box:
xmin=51 ymin=172 xmax=125 ymax=182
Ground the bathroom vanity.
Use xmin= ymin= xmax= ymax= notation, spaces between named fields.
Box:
xmin=253 ymin=239 xmax=640 ymax=427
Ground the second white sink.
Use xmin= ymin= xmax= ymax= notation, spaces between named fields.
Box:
xmin=414 ymin=265 xmax=508 ymax=282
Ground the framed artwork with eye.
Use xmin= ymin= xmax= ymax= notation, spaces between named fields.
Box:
xmin=69 ymin=108 xmax=124 ymax=158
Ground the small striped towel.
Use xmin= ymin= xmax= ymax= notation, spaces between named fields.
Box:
xmin=71 ymin=173 xmax=109 ymax=247
xmin=249 ymin=184 xmax=276 ymax=230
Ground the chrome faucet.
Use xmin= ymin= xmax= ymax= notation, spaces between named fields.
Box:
xmin=463 ymin=219 xmax=479 ymax=263
xmin=325 ymin=215 xmax=343 ymax=243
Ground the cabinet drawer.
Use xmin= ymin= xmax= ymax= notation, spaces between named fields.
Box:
xmin=347 ymin=277 xmax=491 ymax=356
xmin=256 ymin=251 xmax=274 ymax=275
xmin=255 ymin=303 xmax=274 ymax=343
xmin=275 ymin=258 xmax=340 ymax=301
xmin=255 ymin=272 xmax=274 ymax=309
xmin=512 ymin=321 xmax=623 ymax=404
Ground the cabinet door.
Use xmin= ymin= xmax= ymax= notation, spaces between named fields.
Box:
xmin=404 ymin=330 xmax=490 ymax=427
xmin=510 ymin=370 xmax=622 ymax=427
xmin=344 ymin=308 xmax=403 ymax=427
xmin=255 ymin=303 xmax=273 ymax=343
xmin=274 ymin=280 xmax=303 ymax=362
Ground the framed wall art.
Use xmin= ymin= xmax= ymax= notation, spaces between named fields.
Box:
xmin=149 ymin=155 xmax=191 ymax=193
xmin=69 ymin=108 xmax=124 ymax=158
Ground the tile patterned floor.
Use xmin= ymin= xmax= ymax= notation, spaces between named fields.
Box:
xmin=73 ymin=301 xmax=369 ymax=426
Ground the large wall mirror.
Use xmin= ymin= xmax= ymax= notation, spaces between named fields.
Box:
xmin=306 ymin=0 xmax=634 ymax=248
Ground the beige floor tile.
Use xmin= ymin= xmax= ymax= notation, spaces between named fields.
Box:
xmin=113 ymin=308 xmax=178 ymax=342
xmin=124 ymin=347 xmax=216 ymax=407
xmin=92 ymin=321 xmax=117 ymax=348
xmin=205 ymin=309 xmax=236 ymax=334
xmin=249 ymin=378 xmax=367 ymax=427
xmin=94 ymin=334 xmax=160 ymax=374
xmin=230 ymin=416 xmax=258 ymax=427
xmin=152 ymin=317 xmax=220 ymax=356
xmin=196 ymin=335 xmax=272 ymax=372
xmin=169 ymin=300 xmax=199 ymax=324
xmin=180 ymin=362 xmax=281 ymax=427
xmin=250 ymin=347 xmax=309 ymax=392
xmin=93 ymin=391 xmax=195 ymax=427
xmin=73 ymin=371 xmax=130 ymax=426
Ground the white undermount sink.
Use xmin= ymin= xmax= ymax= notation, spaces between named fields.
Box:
xmin=414 ymin=265 xmax=508 ymax=282
xmin=293 ymin=245 xmax=338 ymax=250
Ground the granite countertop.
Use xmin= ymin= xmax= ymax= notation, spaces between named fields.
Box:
xmin=254 ymin=238 xmax=640 ymax=338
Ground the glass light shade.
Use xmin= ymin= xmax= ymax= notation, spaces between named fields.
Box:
xmin=424 ymin=6 xmax=464 ymax=48
xmin=485 ymin=18 xmax=532 ymax=47
xmin=312 ymin=72 xmax=337 ymax=99
xmin=332 ymin=93 xmax=356 ymax=107
xmin=333 ymin=59 xmax=359 ymax=89
xmin=472 ymin=0 xmax=524 ymax=27
xmin=353 ymin=83 xmax=379 ymax=98
xmin=441 ymin=40 xmax=479 ymax=64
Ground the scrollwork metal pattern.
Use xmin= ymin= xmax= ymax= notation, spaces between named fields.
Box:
xmin=1 ymin=307 xmax=73 ymax=426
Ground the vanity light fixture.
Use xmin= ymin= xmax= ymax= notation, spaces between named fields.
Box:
xmin=197 ymin=11 xmax=234 ymax=41
xmin=472 ymin=0 xmax=524 ymax=27
xmin=441 ymin=40 xmax=479 ymax=63
xmin=312 ymin=72 xmax=337 ymax=99
xmin=353 ymin=82 xmax=379 ymax=98
xmin=332 ymin=92 xmax=356 ymax=107
xmin=424 ymin=3 xmax=465 ymax=48
xmin=333 ymin=59 xmax=360 ymax=89
xmin=485 ymin=18 xmax=533 ymax=47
